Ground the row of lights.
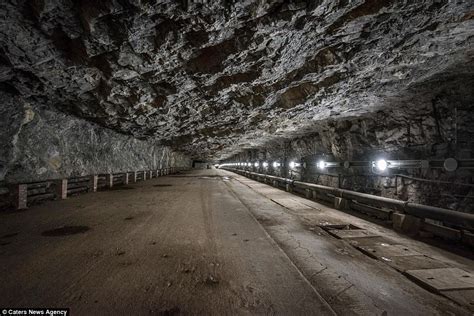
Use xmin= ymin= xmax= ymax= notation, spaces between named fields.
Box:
xmin=220 ymin=162 xmax=281 ymax=168
xmin=220 ymin=159 xmax=390 ymax=172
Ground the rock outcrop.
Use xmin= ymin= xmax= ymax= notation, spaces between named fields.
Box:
xmin=1 ymin=0 xmax=473 ymax=160
xmin=0 ymin=91 xmax=191 ymax=184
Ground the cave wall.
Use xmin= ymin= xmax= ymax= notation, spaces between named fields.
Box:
xmin=227 ymin=82 xmax=474 ymax=212
xmin=1 ymin=0 xmax=472 ymax=159
xmin=0 ymin=91 xmax=192 ymax=185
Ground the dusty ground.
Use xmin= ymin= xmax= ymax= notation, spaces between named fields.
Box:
xmin=0 ymin=169 xmax=472 ymax=315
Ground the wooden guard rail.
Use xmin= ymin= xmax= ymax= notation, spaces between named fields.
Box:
xmin=224 ymin=168 xmax=474 ymax=247
xmin=8 ymin=167 xmax=188 ymax=210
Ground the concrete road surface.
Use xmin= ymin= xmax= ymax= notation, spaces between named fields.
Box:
xmin=0 ymin=169 xmax=471 ymax=315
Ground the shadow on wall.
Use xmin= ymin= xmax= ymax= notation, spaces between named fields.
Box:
xmin=192 ymin=160 xmax=211 ymax=169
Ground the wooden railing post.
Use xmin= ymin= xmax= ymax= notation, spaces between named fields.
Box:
xmin=56 ymin=179 xmax=68 ymax=199
xmin=6 ymin=164 xmax=187 ymax=209
xmin=132 ymin=171 xmax=137 ymax=183
xmin=106 ymin=174 xmax=113 ymax=188
xmin=89 ymin=175 xmax=98 ymax=192
xmin=14 ymin=184 xmax=28 ymax=210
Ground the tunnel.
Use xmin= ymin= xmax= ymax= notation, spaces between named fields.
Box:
xmin=0 ymin=0 xmax=473 ymax=315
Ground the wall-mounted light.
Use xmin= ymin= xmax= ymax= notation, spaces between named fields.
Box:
xmin=263 ymin=162 xmax=269 ymax=168
xmin=254 ymin=162 xmax=260 ymax=167
xmin=273 ymin=162 xmax=281 ymax=168
xmin=289 ymin=161 xmax=301 ymax=168
xmin=317 ymin=160 xmax=326 ymax=169
xmin=374 ymin=159 xmax=388 ymax=171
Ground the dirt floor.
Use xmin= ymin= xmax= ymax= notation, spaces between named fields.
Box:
xmin=0 ymin=169 xmax=472 ymax=315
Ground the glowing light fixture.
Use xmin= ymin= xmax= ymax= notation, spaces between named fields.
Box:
xmin=273 ymin=162 xmax=280 ymax=168
xmin=289 ymin=161 xmax=300 ymax=168
xmin=317 ymin=160 xmax=326 ymax=169
xmin=263 ymin=162 xmax=269 ymax=168
xmin=374 ymin=159 xmax=388 ymax=171
xmin=254 ymin=162 xmax=260 ymax=167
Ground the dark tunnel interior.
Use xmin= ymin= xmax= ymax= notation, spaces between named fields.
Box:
xmin=0 ymin=0 xmax=473 ymax=314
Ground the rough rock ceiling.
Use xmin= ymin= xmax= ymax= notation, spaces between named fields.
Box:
xmin=1 ymin=0 xmax=473 ymax=160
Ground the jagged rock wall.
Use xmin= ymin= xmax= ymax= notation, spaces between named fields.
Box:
xmin=228 ymin=81 xmax=474 ymax=212
xmin=0 ymin=0 xmax=473 ymax=159
xmin=0 ymin=91 xmax=191 ymax=184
